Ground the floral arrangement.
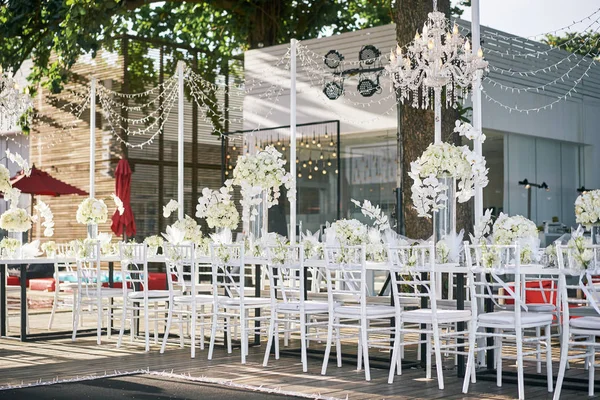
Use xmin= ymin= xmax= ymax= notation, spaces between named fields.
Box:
xmin=195 ymin=186 xmax=239 ymax=230
xmin=144 ymin=235 xmax=164 ymax=249
xmin=436 ymin=240 xmax=450 ymax=264
xmin=469 ymin=208 xmax=493 ymax=244
xmin=162 ymin=215 xmax=203 ymax=249
xmin=230 ymin=145 xmax=295 ymax=222
xmin=0 ymin=207 xmax=32 ymax=232
xmin=574 ymin=189 xmax=600 ymax=228
xmin=76 ymin=198 xmax=108 ymax=225
xmin=34 ymin=200 xmax=54 ymax=237
xmin=366 ymin=227 xmax=386 ymax=262
xmin=567 ymin=226 xmax=594 ymax=270
xmin=492 ymin=213 xmax=539 ymax=264
xmin=326 ymin=219 xmax=368 ymax=247
xmin=41 ymin=241 xmax=57 ymax=256
xmin=409 ymin=141 xmax=488 ymax=218
xmin=0 ymin=237 xmax=20 ymax=256
xmin=301 ymin=230 xmax=323 ymax=260
xmin=351 ymin=199 xmax=390 ymax=231
xmin=97 ymin=233 xmax=114 ymax=255
xmin=163 ymin=199 xmax=179 ymax=218
xmin=409 ymin=121 xmax=488 ymax=218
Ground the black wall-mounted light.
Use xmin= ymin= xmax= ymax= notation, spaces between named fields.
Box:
xmin=518 ymin=179 xmax=550 ymax=219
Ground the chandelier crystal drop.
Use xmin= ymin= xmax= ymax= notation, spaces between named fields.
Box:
xmin=0 ymin=66 xmax=33 ymax=132
xmin=386 ymin=4 xmax=488 ymax=110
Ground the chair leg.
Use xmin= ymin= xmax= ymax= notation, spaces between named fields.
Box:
xmin=515 ymin=329 xmax=525 ymax=400
xmin=432 ymin=323 xmax=444 ymax=390
xmin=589 ymin=336 xmax=595 ymax=397
xmin=96 ymin=297 xmax=102 ymax=345
xmin=117 ymin=300 xmax=128 ymax=349
xmin=462 ymin=321 xmax=477 ymax=393
xmin=388 ymin=326 xmax=401 ymax=384
xmin=208 ymin=312 xmax=218 ymax=361
xmin=160 ymin=302 xmax=173 ymax=354
xmin=545 ymin=325 xmax=553 ymax=393
xmin=71 ymin=295 xmax=81 ymax=342
xmin=360 ymin=321 xmax=371 ymax=381
xmin=48 ymin=289 xmax=59 ymax=330
xmin=274 ymin=312 xmax=280 ymax=360
xmin=263 ymin=313 xmax=276 ymax=367
xmin=190 ymin=304 xmax=197 ymax=359
xmin=497 ymin=332 xmax=503 ymax=388
xmin=536 ymin=326 xmax=542 ymax=374
xmin=553 ymin=328 xmax=570 ymax=400
xmin=426 ymin=332 xmax=432 ymax=379
xmin=240 ymin=310 xmax=247 ymax=364
xmin=144 ymin=302 xmax=150 ymax=353
xmin=300 ymin=312 xmax=308 ymax=373
xmin=321 ymin=316 xmax=334 ymax=376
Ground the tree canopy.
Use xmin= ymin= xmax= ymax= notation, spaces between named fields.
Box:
xmin=0 ymin=0 xmax=393 ymax=92
xmin=544 ymin=31 xmax=600 ymax=59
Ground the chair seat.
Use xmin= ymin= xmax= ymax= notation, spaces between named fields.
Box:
xmin=436 ymin=299 xmax=472 ymax=310
xmin=334 ymin=304 xmax=395 ymax=318
xmin=173 ymin=294 xmax=214 ymax=304
xmin=277 ymin=300 xmax=329 ymax=313
xmin=396 ymin=297 xmax=421 ymax=307
xmin=402 ymin=308 xmax=471 ymax=323
xmin=570 ymin=316 xmax=600 ymax=330
xmin=81 ymin=288 xmax=122 ymax=298
xmin=478 ymin=310 xmax=553 ymax=326
xmin=128 ymin=290 xmax=171 ymax=300
xmin=218 ymin=297 xmax=271 ymax=307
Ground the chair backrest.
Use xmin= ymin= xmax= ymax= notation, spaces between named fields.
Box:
xmin=322 ymin=245 xmax=367 ymax=310
xmin=387 ymin=242 xmax=436 ymax=311
xmin=556 ymin=243 xmax=600 ymax=322
xmin=464 ymin=242 xmax=525 ymax=321
xmin=164 ymin=243 xmax=197 ymax=297
xmin=210 ymin=243 xmax=246 ymax=302
xmin=119 ymin=242 xmax=148 ymax=298
xmin=265 ymin=244 xmax=305 ymax=307
xmin=75 ymin=240 xmax=102 ymax=297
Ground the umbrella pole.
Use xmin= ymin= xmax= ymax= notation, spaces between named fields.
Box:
xmin=30 ymin=194 xmax=34 ymax=243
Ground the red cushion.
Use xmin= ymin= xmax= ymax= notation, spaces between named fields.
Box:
xmin=505 ymin=280 xmax=557 ymax=305
xmin=29 ymin=278 xmax=56 ymax=292
xmin=102 ymin=273 xmax=166 ymax=290
xmin=7 ymin=276 xmax=30 ymax=287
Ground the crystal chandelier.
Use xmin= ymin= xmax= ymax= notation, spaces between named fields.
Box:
xmin=0 ymin=66 xmax=32 ymax=133
xmin=386 ymin=2 xmax=488 ymax=111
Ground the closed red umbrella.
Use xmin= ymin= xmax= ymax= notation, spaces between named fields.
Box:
xmin=111 ymin=159 xmax=136 ymax=237
xmin=11 ymin=166 xmax=88 ymax=196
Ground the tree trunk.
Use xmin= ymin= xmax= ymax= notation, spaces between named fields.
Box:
xmin=394 ymin=0 xmax=473 ymax=240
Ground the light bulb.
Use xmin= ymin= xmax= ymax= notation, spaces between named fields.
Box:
xmin=232 ymin=145 xmax=236 ymax=151
xmin=226 ymin=154 xmax=231 ymax=159
xmin=317 ymin=143 xmax=321 ymax=148
xmin=302 ymin=163 xmax=307 ymax=168
xmin=298 ymin=173 xmax=302 ymax=178
xmin=327 ymin=160 xmax=332 ymax=167
xmin=314 ymin=166 xmax=318 ymax=171
xmin=282 ymin=146 xmax=286 ymax=151
xmin=305 ymin=143 xmax=310 ymax=148
xmin=332 ymin=152 xmax=337 ymax=158
xmin=465 ymin=40 xmax=471 ymax=52
xmin=477 ymin=47 xmax=483 ymax=58
xmin=308 ymin=174 xmax=313 ymax=180
xmin=322 ymin=170 xmax=327 ymax=175
xmin=329 ymin=141 xmax=334 ymax=147
xmin=335 ymin=169 xmax=338 ymax=174
xmin=453 ymin=23 xmax=458 ymax=35
xmin=225 ymin=171 xmax=229 ymax=176
xmin=296 ymin=158 xmax=299 ymax=164
xmin=228 ymin=165 xmax=232 ymax=170
xmin=414 ymin=30 xmax=420 ymax=40
xmin=427 ymin=39 xmax=434 ymax=49
xmin=277 ymin=141 xmax=281 ymax=146
xmin=312 ymin=139 xmax=316 ymax=144
xmin=308 ymin=159 xmax=313 ymax=165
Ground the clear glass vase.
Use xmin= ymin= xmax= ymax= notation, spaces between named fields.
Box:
xmin=215 ymin=227 xmax=232 ymax=243
xmin=592 ymin=225 xmax=600 ymax=245
xmin=87 ymin=223 xmax=98 ymax=239
xmin=8 ymin=231 xmax=23 ymax=259
xmin=433 ymin=175 xmax=457 ymax=245
xmin=248 ymin=190 xmax=268 ymax=241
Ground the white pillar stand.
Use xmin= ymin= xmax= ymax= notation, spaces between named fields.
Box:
xmin=89 ymin=77 xmax=96 ymax=198
xmin=177 ymin=61 xmax=185 ymax=220
xmin=289 ymin=38 xmax=297 ymax=243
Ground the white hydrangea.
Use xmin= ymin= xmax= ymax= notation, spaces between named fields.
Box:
xmin=76 ymin=197 xmax=108 ymax=225
xmin=567 ymin=225 xmax=594 ymax=270
xmin=326 ymin=219 xmax=368 ymax=247
xmin=231 ymin=145 xmax=295 ymax=223
xmin=144 ymin=235 xmax=164 ymax=248
xmin=0 ymin=207 xmax=32 ymax=232
xmin=492 ymin=213 xmax=539 ymax=264
xmin=575 ymin=189 xmax=600 ymax=228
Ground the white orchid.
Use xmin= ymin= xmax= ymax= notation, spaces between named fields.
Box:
xmin=34 ymin=200 xmax=54 ymax=237
xmin=454 ymin=120 xmax=486 ymax=143
xmin=111 ymin=194 xmax=125 ymax=215
xmin=5 ymin=149 xmax=31 ymax=177
xmin=4 ymin=186 xmax=21 ymax=209
xmin=196 ymin=185 xmax=239 ymax=230
xmin=162 ymin=225 xmax=186 ymax=245
xmin=351 ymin=199 xmax=390 ymax=231
xmin=163 ymin=199 xmax=179 ymax=218
xmin=567 ymin=225 xmax=594 ymax=270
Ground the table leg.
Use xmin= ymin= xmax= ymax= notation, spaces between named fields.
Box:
xmin=1 ymin=264 xmax=6 ymax=336
xmin=420 ymin=272 xmax=427 ymax=368
xmin=456 ymin=272 xmax=465 ymax=378
xmin=485 ymin=296 xmax=494 ymax=370
xmin=20 ymin=264 xmax=27 ymax=342
xmin=254 ymin=264 xmax=260 ymax=345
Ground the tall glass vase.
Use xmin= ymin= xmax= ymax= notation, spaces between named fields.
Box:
xmin=8 ymin=231 xmax=23 ymax=259
xmin=248 ymin=190 xmax=268 ymax=240
xmin=591 ymin=225 xmax=600 ymax=245
xmin=433 ymin=175 xmax=456 ymax=244
xmin=87 ymin=223 xmax=98 ymax=239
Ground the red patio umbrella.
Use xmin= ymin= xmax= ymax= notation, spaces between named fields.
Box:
xmin=10 ymin=166 xmax=88 ymax=196
xmin=111 ymin=159 xmax=136 ymax=238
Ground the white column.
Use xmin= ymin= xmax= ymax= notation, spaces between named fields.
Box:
xmin=177 ymin=61 xmax=185 ymax=220
xmin=289 ymin=39 xmax=297 ymax=243
xmin=89 ymin=77 xmax=96 ymax=198
xmin=472 ymin=0 xmax=483 ymax=223
xmin=434 ymin=87 xmax=442 ymax=144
